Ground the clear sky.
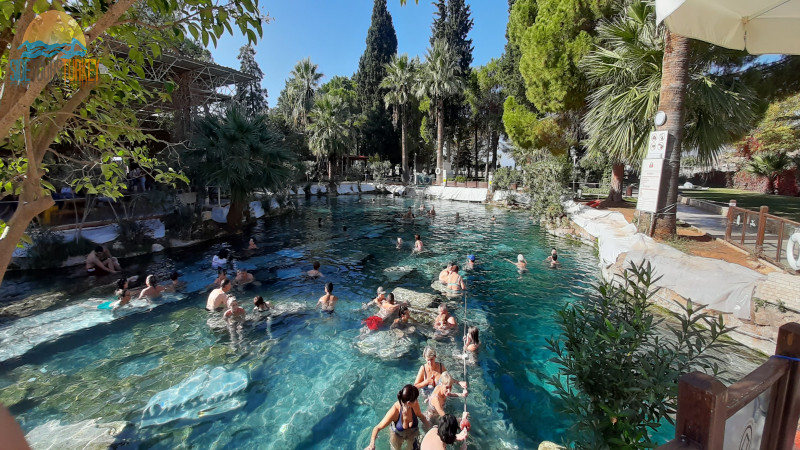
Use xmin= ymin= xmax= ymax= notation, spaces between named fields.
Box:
xmin=207 ymin=1 xmax=510 ymax=108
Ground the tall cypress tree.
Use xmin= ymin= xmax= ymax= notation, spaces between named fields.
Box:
xmin=356 ymin=0 xmax=400 ymax=159
xmin=356 ymin=0 xmax=398 ymax=109
xmin=430 ymin=0 xmax=473 ymax=80
xmin=235 ymin=44 xmax=269 ymax=115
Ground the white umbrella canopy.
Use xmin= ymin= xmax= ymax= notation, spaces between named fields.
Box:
xmin=655 ymin=0 xmax=800 ymax=55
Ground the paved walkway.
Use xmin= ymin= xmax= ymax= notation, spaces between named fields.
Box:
xmin=676 ymin=203 xmax=727 ymax=238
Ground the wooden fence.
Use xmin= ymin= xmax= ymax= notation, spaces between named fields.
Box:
xmin=658 ymin=323 xmax=800 ymax=449
xmin=725 ymin=205 xmax=800 ymax=272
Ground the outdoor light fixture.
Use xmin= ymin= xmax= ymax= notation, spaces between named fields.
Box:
xmin=654 ymin=111 xmax=667 ymax=127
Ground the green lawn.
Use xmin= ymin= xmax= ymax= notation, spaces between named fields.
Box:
xmin=680 ymin=188 xmax=800 ymax=222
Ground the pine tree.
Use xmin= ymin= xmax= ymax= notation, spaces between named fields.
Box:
xmin=430 ymin=0 xmax=473 ymax=79
xmin=235 ymin=44 xmax=269 ymax=115
xmin=356 ymin=0 xmax=400 ymax=159
xmin=356 ymin=0 xmax=398 ymax=109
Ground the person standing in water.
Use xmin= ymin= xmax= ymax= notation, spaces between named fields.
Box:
xmin=317 ymin=282 xmax=338 ymax=312
xmin=396 ymin=237 xmax=403 ymax=249
xmin=463 ymin=326 xmax=480 ymax=353
xmin=252 ymin=296 xmax=271 ymax=315
xmin=414 ymin=235 xmax=424 ymax=252
xmin=223 ymin=297 xmax=246 ymax=324
xmin=248 ymin=238 xmax=257 ymax=250
xmin=206 ymin=279 xmax=232 ymax=311
xmin=465 ymin=254 xmax=476 ymax=270
xmin=427 ymin=205 xmax=436 ymax=216
xmin=438 ymin=262 xmax=453 ymax=284
xmin=307 ymin=261 xmax=323 ymax=278
xmin=506 ymin=254 xmax=527 ymax=271
xmin=138 ymin=275 xmax=165 ymax=301
xmin=420 ymin=413 xmax=470 ymax=449
xmin=545 ymin=248 xmax=560 ymax=267
xmin=365 ymin=384 xmax=431 ymax=450
xmin=445 ymin=265 xmax=465 ymax=291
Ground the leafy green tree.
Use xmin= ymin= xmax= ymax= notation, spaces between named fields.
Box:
xmin=745 ymin=152 xmax=794 ymax=195
xmin=741 ymin=92 xmax=800 ymax=156
xmin=548 ymin=261 xmax=732 ymax=448
xmin=0 ymin=0 xmax=265 ymax=286
xmin=189 ymin=108 xmax=295 ymax=230
xmin=582 ymin=0 xmax=757 ymax=202
xmin=516 ymin=0 xmax=619 ymax=113
xmin=430 ymin=0 xmax=473 ymax=78
xmin=308 ymin=94 xmax=352 ymax=189
xmin=236 ymin=44 xmax=269 ymax=115
xmin=288 ymin=58 xmax=324 ymax=128
xmin=381 ymin=54 xmax=419 ymax=184
xmin=416 ymin=40 xmax=464 ymax=184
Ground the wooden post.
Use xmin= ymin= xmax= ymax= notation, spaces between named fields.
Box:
xmin=764 ymin=323 xmax=800 ymax=450
xmin=755 ymin=206 xmax=769 ymax=256
xmin=673 ymin=372 xmax=727 ymax=449
xmin=725 ymin=201 xmax=736 ymax=241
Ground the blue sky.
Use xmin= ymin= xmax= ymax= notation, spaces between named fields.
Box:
xmin=207 ymin=1 xmax=510 ymax=108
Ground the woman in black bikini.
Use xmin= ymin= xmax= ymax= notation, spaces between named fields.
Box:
xmin=365 ymin=384 xmax=431 ymax=450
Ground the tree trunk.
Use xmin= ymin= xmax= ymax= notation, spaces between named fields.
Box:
xmin=226 ymin=199 xmax=244 ymax=232
xmin=436 ymin=99 xmax=445 ymax=184
xmin=490 ymin=130 xmax=499 ymax=172
xmin=473 ymin=124 xmax=479 ymax=181
xmin=652 ymin=31 xmax=691 ymax=239
xmin=327 ymin=157 xmax=336 ymax=192
xmin=401 ymin=108 xmax=408 ymax=185
xmin=607 ymin=163 xmax=624 ymax=202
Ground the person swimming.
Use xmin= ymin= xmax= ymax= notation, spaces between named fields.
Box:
xmin=307 ymin=261 xmax=323 ymax=278
xmin=404 ymin=207 xmax=415 ymax=220
xmin=391 ymin=305 xmax=413 ymax=330
xmin=427 ymin=205 xmax=436 ymax=216
xmin=454 ymin=212 xmax=460 ymax=222
xmin=438 ymin=262 xmax=453 ymax=284
xmin=365 ymin=384 xmax=431 ymax=450
xmin=234 ymin=268 xmax=255 ymax=286
xmin=414 ymin=235 xmax=423 ymax=252
xmin=396 ymin=237 xmax=403 ymax=249
xmin=252 ymin=295 xmax=271 ymax=315
xmin=248 ymin=238 xmax=257 ymax=250
xmin=317 ymin=282 xmax=338 ymax=312
xmin=138 ymin=275 xmax=165 ymax=301
xmin=465 ymin=254 xmax=476 ymax=270
xmin=434 ymin=304 xmax=458 ymax=334
xmin=424 ymin=371 xmax=468 ymax=423
xmin=112 ymin=278 xmax=133 ymax=310
xmin=206 ymin=279 xmax=232 ymax=311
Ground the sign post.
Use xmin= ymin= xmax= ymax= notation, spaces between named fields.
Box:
xmin=635 ymin=131 xmax=670 ymax=231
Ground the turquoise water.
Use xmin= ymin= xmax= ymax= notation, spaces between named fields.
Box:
xmin=0 ymin=196 xmax=606 ymax=448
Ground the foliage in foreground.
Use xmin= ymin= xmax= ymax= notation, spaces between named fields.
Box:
xmin=547 ymin=261 xmax=733 ymax=448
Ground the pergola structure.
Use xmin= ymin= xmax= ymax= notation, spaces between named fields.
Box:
xmin=105 ymin=40 xmax=256 ymax=142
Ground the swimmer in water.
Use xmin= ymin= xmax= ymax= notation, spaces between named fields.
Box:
xmin=506 ymin=254 xmax=528 ymax=271
xmin=455 ymin=212 xmax=459 ymax=222
xmin=317 ymin=282 xmax=338 ymax=312
xmin=391 ymin=305 xmax=413 ymax=329
xmin=372 ymin=286 xmax=387 ymax=307
xmin=491 ymin=215 xmax=496 ymax=222
xmin=206 ymin=279 xmax=232 ymax=311
xmin=465 ymin=254 xmax=476 ymax=270
xmin=248 ymin=238 xmax=257 ymax=250
xmin=463 ymin=326 xmax=480 ymax=353
xmin=212 ymin=249 xmax=229 ymax=269
xmin=444 ymin=265 xmax=465 ymax=291
xmin=112 ymin=278 xmax=133 ymax=310
xmin=545 ymin=248 xmax=560 ymax=268
xmin=396 ymin=237 xmax=403 ymax=249
xmin=307 ymin=261 xmax=323 ymax=278
xmin=234 ymin=268 xmax=255 ymax=286
xmin=434 ymin=304 xmax=458 ymax=333
xmin=166 ymin=271 xmax=186 ymax=292
xmin=404 ymin=207 xmax=415 ymax=220
xmin=138 ymin=275 xmax=165 ymax=301
xmin=414 ymin=234 xmax=423 ymax=252
xmin=252 ymin=295 xmax=271 ymax=315
xmin=318 ymin=217 xmax=323 ymax=228
xmin=424 ymin=371 xmax=468 ymax=423
xmin=208 ymin=268 xmax=228 ymax=290
xmin=419 ymin=204 xmax=425 ymax=212
xmin=427 ymin=205 xmax=436 ymax=216
xmin=223 ymin=297 xmax=246 ymax=323
xmin=420 ymin=413 xmax=469 ymax=449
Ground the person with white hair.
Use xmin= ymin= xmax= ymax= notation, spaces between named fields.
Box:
xmin=434 ymin=304 xmax=458 ymax=333
xmin=424 ymin=371 xmax=468 ymax=423
xmin=223 ymin=296 xmax=246 ymax=324
xmin=505 ymin=254 xmax=528 ymax=271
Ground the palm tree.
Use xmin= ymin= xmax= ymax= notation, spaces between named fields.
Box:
xmin=307 ymin=94 xmax=351 ymax=190
xmin=416 ymin=40 xmax=464 ymax=184
xmin=190 ymin=108 xmax=295 ymax=230
xmin=380 ymin=54 xmax=419 ymax=185
xmin=745 ymin=152 xmax=793 ymax=194
xmin=289 ymin=58 xmax=324 ymax=127
xmin=582 ymin=1 xmax=756 ymax=203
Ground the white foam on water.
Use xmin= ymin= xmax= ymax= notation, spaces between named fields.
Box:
xmin=0 ymin=293 xmax=185 ymax=363
xmin=140 ymin=366 xmax=248 ymax=428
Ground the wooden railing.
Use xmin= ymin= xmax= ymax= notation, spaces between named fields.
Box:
xmin=725 ymin=205 xmax=800 ymax=271
xmin=658 ymin=323 xmax=800 ymax=449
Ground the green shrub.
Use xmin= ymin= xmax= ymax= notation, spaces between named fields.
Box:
xmin=116 ymin=219 xmax=153 ymax=254
xmin=547 ymin=261 xmax=732 ymax=448
xmin=163 ymin=204 xmax=200 ymax=241
xmin=493 ymin=167 xmax=521 ymax=190
xmin=454 ymin=175 xmax=467 ymax=182
xmin=26 ymin=228 xmax=69 ymax=268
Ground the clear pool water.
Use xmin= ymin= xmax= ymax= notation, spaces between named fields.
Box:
xmin=0 ymin=196 xmax=759 ymax=448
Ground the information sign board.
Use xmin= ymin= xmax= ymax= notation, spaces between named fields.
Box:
xmin=636 ymin=158 xmax=664 ymax=213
